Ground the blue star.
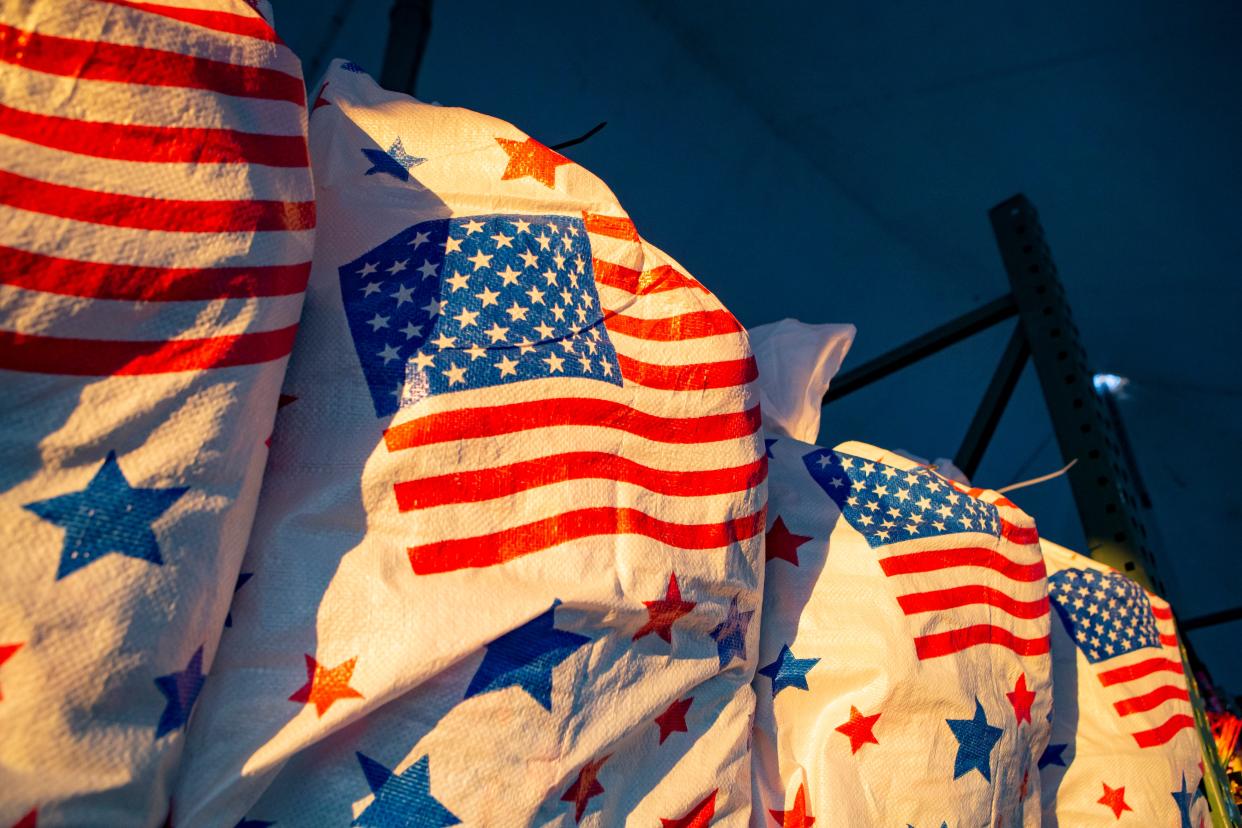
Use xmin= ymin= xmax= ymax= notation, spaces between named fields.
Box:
xmin=353 ymin=753 xmax=459 ymax=828
xmin=757 ymin=644 xmax=819 ymax=696
xmin=362 ymin=138 xmax=426 ymax=181
xmin=709 ymin=593 xmax=753 ymax=668
xmin=764 ymin=438 xmax=777 ymax=458
xmin=1038 ymin=742 xmax=1068 ymax=769
xmin=25 ymin=451 xmax=188 ymax=580
xmin=154 ymin=646 xmax=206 ymax=738
xmin=464 ymin=601 xmax=590 ymax=711
xmin=224 ymin=572 xmax=253 ymax=628
xmin=1171 ymin=773 xmax=1196 ymax=828
xmin=341 ymin=61 xmax=367 ymax=73
xmin=946 ymin=697 xmax=1003 ymax=781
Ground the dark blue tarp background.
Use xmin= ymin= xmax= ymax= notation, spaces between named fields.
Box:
xmin=272 ymin=0 xmax=1242 ymax=690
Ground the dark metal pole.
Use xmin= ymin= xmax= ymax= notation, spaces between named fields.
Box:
xmin=953 ymin=323 xmax=1030 ymax=479
xmin=380 ymin=0 xmax=433 ymax=96
xmin=824 ymin=294 xmax=1018 ymax=403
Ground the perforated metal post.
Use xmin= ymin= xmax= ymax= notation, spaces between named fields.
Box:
xmin=990 ymin=194 xmax=1239 ymax=827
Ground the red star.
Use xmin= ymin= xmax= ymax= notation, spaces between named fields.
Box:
xmin=769 ymin=782 xmax=815 ymax=827
xmin=765 ymin=516 xmax=812 ymax=566
xmin=655 ymin=696 xmax=694 ymax=744
xmin=1019 ymin=769 xmax=1030 ymax=801
xmin=496 ymin=136 xmax=572 ymax=188
xmin=1097 ymin=783 xmax=1132 ymax=820
xmin=11 ymin=809 xmax=36 ymax=828
xmin=311 ymin=82 xmax=332 ymax=111
xmin=561 ymin=754 xmax=609 ymax=823
xmin=1007 ymin=673 xmax=1036 ymax=725
xmin=634 ymin=573 xmax=696 ymax=643
xmin=0 ymin=642 xmax=21 ymax=702
xmin=834 ymin=705 xmax=881 ymax=754
xmin=661 ymin=789 xmax=717 ymax=828
xmin=288 ymin=654 xmax=364 ymax=716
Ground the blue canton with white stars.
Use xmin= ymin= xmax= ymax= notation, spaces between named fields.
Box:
xmin=339 ymin=215 xmax=622 ymax=417
xmin=1047 ymin=567 xmax=1161 ymax=663
xmin=803 ymin=449 xmax=1000 ymax=549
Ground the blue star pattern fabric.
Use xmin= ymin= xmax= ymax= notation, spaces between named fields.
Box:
xmin=338 ymin=215 xmax=623 ymax=417
xmin=1171 ymin=773 xmax=1197 ymax=828
xmin=1038 ymin=742 xmax=1068 ymax=769
xmin=154 ymin=646 xmax=206 ymax=738
xmin=709 ymin=594 xmax=753 ymax=668
xmin=464 ymin=602 xmax=591 ymax=711
xmin=946 ymin=698 xmax=1004 ymax=781
xmin=1047 ymin=567 xmax=1161 ymax=663
xmin=23 ymin=450 xmax=188 ymax=580
xmin=803 ymin=448 xmax=1000 ymax=548
xmin=353 ymin=753 xmax=460 ymax=828
xmin=361 ymin=137 xmax=426 ymax=181
xmin=757 ymin=644 xmax=819 ymax=696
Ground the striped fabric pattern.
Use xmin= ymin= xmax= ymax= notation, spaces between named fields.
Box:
xmin=1040 ymin=540 xmax=1207 ymax=826
xmin=753 ymin=437 xmax=1052 ymax=827
xmin=0 ymin=0 xmax=311 ymax=822
xmin=169 ymin=61 xmax=764 ymax=825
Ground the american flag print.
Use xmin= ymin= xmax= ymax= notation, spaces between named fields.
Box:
xmin=339 ymin=214 xmax=622 ymax=418
xmin=752 ymin=438 xmax=1051 ymax=827
xmin=171 ymin=61 xmax=763 ymax=825
xmin=1039 ymin=541 xmax=1207 ymax=827
xmin=0 ymin=0 xmax=311 ymax=822
xmin=804 ymin=447 xmax=1050 ymax=661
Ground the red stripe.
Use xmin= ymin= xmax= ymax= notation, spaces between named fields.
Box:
xmin=1113 ymin=684 xmax=1190 ymax=717
xmin=914 ymin=625 xmax=1050 ymax=659
xmin=606 ymin=309 xmax=741 ymax=341
xmin=385 ymin=401 xmax=761 ymax=451
xmin=0 ymin=245 xmax=309 ymax=300
xmin=1131 ymin=714 xmax=1195 ymax=748
xmin=0 ymin=169 xmax=315 ymax=232
xmin=582 ymin=212 xmax=638 ymax=241
xmin=0 ymin=101 xmax=308 ymax=166
xmin=1000 ymin=519 xmax=1039 ymax=544
xmin=408 ymin=506 xmax=766 ymax=574
xmin=394 ymin=452 xmax=767 ymax=510
xmin=897 ymin=586 xmax=1049 ymax=619
xmin=1159 ymin=633 xmax=1179 ymax=647
xmin=96 ymin=0 xmax=280 ymax=42
xmin=1098 ymin=657 xmax=1184 ymax=687
xmin=880 ymin=547 xmax=1047 ymax=582
xmin=0 ymin=326 xmax=297 ymax=375
xmin=0 ymin=23 xmax=304 ymax=105
xmin=593 ymin=260 xmax=705 ymax=295
xmin=1151 ymin=606 xmax=1174 ymax=620
xmin=616 ymin=354 xmax=756 ymax=391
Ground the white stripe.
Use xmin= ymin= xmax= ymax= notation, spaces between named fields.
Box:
xmin=0 ymin=133 xmax=314 ymax=202
xmin=1 ymin=63 xmax=307 ymax=135
xmin=399 ymin=479 xmax=761 ymax=546
xmin=0 ymin=203 xmax=313 ymax=268
xmin=395 ymin=425 xmax=764 ymax=479
xmin=0 ymin=282 xmax=303 ymax=339
xmin=1 ymin=0 xmax=301 ymax=72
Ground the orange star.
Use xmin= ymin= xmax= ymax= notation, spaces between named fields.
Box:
xmin=496 ymin=136 xmax=572 ymax=188
xmin=288 ymin=654 xmax=364 ymax=716
xmin=835 ymin=705 xmax=881 ymax=754
xmin=769 ymin=781 xmax=815 ymax=827
xmin=1007 ymin=673 xmax=1036 ymax=725
xmin=0 ymin=642 xmax=21 ymax=702
xmin=1097 ymin=782 xmax=1132 ymax=820
xmin=661 ymin=789 xmax=717 ymax=828
xmin=765 ymin=516 xmax=812 ymax=566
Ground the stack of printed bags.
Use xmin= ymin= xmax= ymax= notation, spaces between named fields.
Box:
xmin=0 ymin=2 xmax=1213 ymax=825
